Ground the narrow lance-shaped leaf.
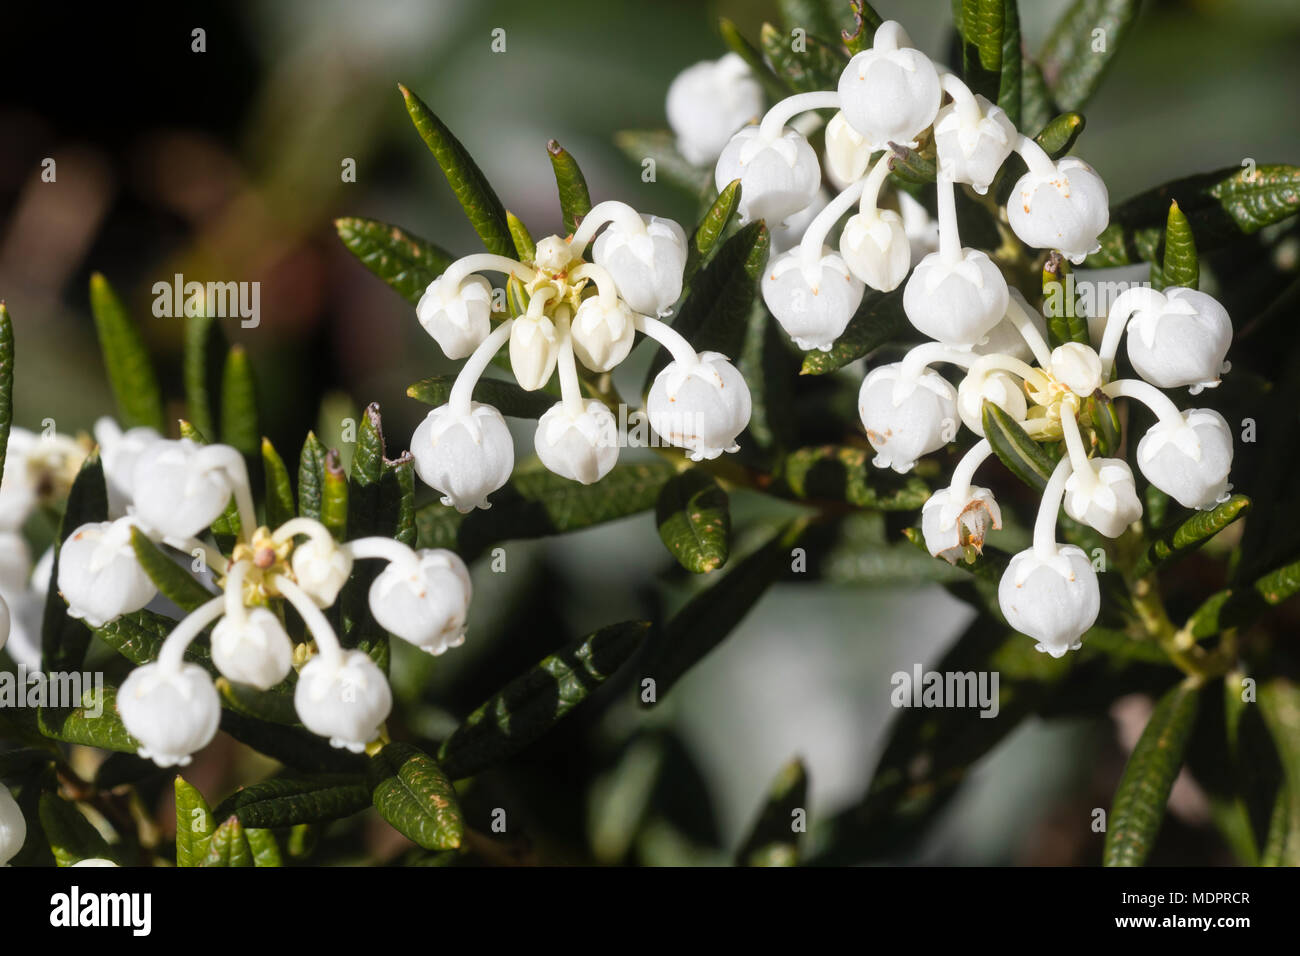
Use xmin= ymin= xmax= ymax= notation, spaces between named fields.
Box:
xmin=246 ymin=828 xmax=282 ymax=867
xmin=996 ymin=0 xmax=1022 ymax=126
xmin=130 ymin=526 xmax=214 ymax=612
xmin=1134 ymin=495 xmax=1250 ymax=577
xmin=262 ymin=437 xmax=295 ymax=530
xmin=1187 ymin=551 xmax=1300 ymax=639
xmin=322 ymin=448 xmax=349 ymax=540
xmin=202 ymin=816 xmax=254 ymax=868
xmin=183 ymin=311 xmax=218 ymax=438
xmin=547 ymin=139 xmax=592 ymax=236
xmin=982 ymin=400 xmax=1059 ymax=491
xmin=407 ymin=374 xmax=554 ymax=418
xmin=1103 ymin=678 xmax=1201 ymax=867
xmin=298 ymin=431 xmax=327 ymax=520
xmin=506 ymin=210 xmax=535 ymax=262
xmin=959 ymin=0 xmax=1005 ymax=103
xmin=399 ymin=84 xmax=513 ymax=257
xmin=220 ymin=344 xmax=258 ymax=454
xmin=1155 ymin=199 xmax=1199 ymax=291
xmin=1042 ymin=251 xmax=1089 ymax=348
xmin=656 ymin=470 xmax=730 ymax=574
xmin=175 ymin=776 xmax=215 ymax=867
xmin=334 ymin=217 xmax=454 ymax=305
xmin=684 ymin=179 xmax=741 ymax=283
xmin=370 ymin=743 xmax=464 ymax=850
xmin=1038 ymin=0 xmax=1139 ymax=111
xmin=213 ymin=776 xmax=372 ymax=829
xmin=89 ymin=273 xmax=164 ymax=431
xmin=737 ymin=758 xmax=808 ymax=867
xmin=1036 ymin=111 xmax=1086 ymax=159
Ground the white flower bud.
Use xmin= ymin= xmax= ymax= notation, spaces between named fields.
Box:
xmin=291 ymin=537 xmax=354 ymax=607
xmin=837 ymin=22 xmax=941 ymax=149
xmin=592 ymin=214 xmax=687 ymax=316
xmin=858 ymin=363 xmax=958 ymax=472
xmin=533 ymin=235 xmax=577 ymax=273
xmin=647 ymin=352 xmax=751 ymax=461
xmin=715 ymin=126 xmax=821 ymax=226
xmin=294 ymin=649 xmax=392 ymax=752
xmin=1125 ymin=288 xmax=1232 ymax=394
xmin=823 ymin=111 xmax=872 ymax=188
xmin=975 ymin=288 xmax=1047 ymax=363
xmin=1064 ymin=458 xmax=1142 ymax=538
xmin=998 ymin=545 xmax=1100 ymax=658
xmin=411 ymin=403 xmax=515 ymax=513
xmin=761 ymin=249 xmax=865 ymax=351
xmin=416 ymin=275 xmax=493 ymax=360
xmin=94 ymin=418 xmax=163 ymax=517
xmin=839 ymin=210 xmax=911 ymax=292
xmin=211 ymin=608 xmax=294 ymax=690
xmin=535 ymin=400 xmax=619 ymax=484
xmin=666 ymin=53 xmax=763 ymax=166
xmin=0 ymin=784 xmax=25 ymax=866
xmin=922 ymin=486 xmax=1001 ymax=564
xmin=1008 ymin=157 xmax=1110 ymax=264
xmin=118 ymin=661 xmax=221 ymax=767
xmin=571 ymin=296 xmax=636 ymax=372
xmin=131 ymin=439 xmax=234 ymax=539
xmin=957 ymin=370 xmax=1028 ymax=436
xmin=369 ymin=549 xmax=472 ymax=656
xmin=903 ymin=250 xmax=1009 ymax=346
xmin=57 ymin=518 xmax=157 ymax=628
xmin=1136 ymin=408 xmax=1233 ymax=511
xmin=1049 ymin=342 xmax=1103 ymax=395
xmin=933 ymin=95 xmax=1016 ymax=195
xmin=509 ymin=313 xmax=560 ymax=391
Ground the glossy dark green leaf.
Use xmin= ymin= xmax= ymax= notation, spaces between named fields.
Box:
xmin=1039 ymin=0 xmax=1139 ymax=111
xmin=983 ymin=400 xmax=1058 ymax=491
xmin=219 ymin=344 xmax=258 ymax=454
xmin=41 ymin=452 xmax=107 ymax=672
xmin=39 ymin=793 xmax=113 ymax=867
xmin=439 ymin=622 xmax=650 ymax=780
xmin=775 ymin=445 xmax=930 ymax=510
xmin=737 ymin=758 xmax=808 ymax=866
xmin=613 ymin=130 xmax=711 ymax=194
xmin=996 ymin=0 xmax=1022 ymax=126
xmin=1134 ymin=495 xmax=1250 ymax=577
xmin=547 ymin=139 xmax=592 ymax=236
xmin=175 ymin=776 xmax=215 ymax=867
xmin=89 ymin=273 xmax=164 ymax=431
xmin=685 ymin=179 xmax=742 ymax=283
xmin=334 ymin=217 xmax=454 ymax=305
xmin=262 ymin=437 xmax=295 ymax=530
xmin=958 ymin=0 xmax=1005 ymax=103
xmin=38 ymin=683 xmax=138 ymax=754
xmin=214 ymin=776 xmax=372 ymax=829
xmin=399 ymin=84 xmax=512 ymax=257
xmin=800 ymin=286 xmax=911 ymax=375
xmin=1155 ymin=200 xmax=1199 ymax=291
xmin=656 ymin=470 xmax=730 ymax=574
xmin=129 ymin=526 xmax=214 ymax=613
xmin=370 ymin=743 xmax=464 ymax=850
xmin=1104 ymin=678 xmax=1201 ymax=866
xmin=0 ymin=303 xmax=14 ymax=477
xmin=298 ymin=431 xmax=327 ymax=520
xmin=202 ymin=815 xmax=254 ymax=868
xmin=406 ymin=374 xmax=554 ymax=418
xmin=94 ymin=608 xmax=211 ymax=671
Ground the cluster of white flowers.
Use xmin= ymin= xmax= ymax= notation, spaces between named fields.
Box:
xmin=670 ymin=21 xmax=1235 ymax=659
xmin=409 ymin=203 xmax=754 ymax=510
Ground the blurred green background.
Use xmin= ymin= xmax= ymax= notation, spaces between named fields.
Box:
xmin=3 ymin=0 xmax=1298 ymax=863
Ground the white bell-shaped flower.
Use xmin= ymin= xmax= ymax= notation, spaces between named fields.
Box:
xmin=535 ymin=400 xmax=619 ymax=484
xmin=571 ymin=296 xmax=636 ymax=372
xmin=922 ymin=486 xmax=1002 ymax=564
xmin=369 ymin=549 xmax=472 ymax=656
xmin=715 ymin=126 xmax=821 ymax=226
xmin=957 ymin=370 xmax=1028 ymax=436
xmin=823 ymin=111 xmax=873 ymax=188
xmin=592 ymin=214 xmax=687 ymax=316
xmin=666 ymin=53 xmax=763 ymax=166
xmin=94 ymin=418 xmax=163 ymax=517
xmin=646 ymin=352 xmax=752 ymax=461
xmin=0 ymin=784 xmax=26 ymax=866
xmin=410 ymin=403 xmax=515 ymax=512
xmin=761 ymin=249 xmax=865 ymax=352
xmin=903 ymin=250 xmax=1009 ymax=346
xmin=998 ymin=546 xmax=1100 ymax=658
xmin=294 ymin=649 xmax=392 ymax=752
xmin=1136 ymin=408 xmax=1233 ymax=511
xmin=1125 ymin=288 xmax=1232 ymax=394
xmin=1008 ymin=157 xmax=1110 ymax=264
xmin=933 ymin=95 xmax=1016 ymax=195
xmin=1064 ymin=458 xmax=1142 ymax=538
xmin=118 ymin=661 xmax=221 ymax=767
xmin=130 ymin=439 xmax=234 ymax=539
xmin=510 ymin=313 xmax=560 ymax=391
xmin=291 ymin=537 xmax=354 ymax=607
xmin=840 ymin=209 xmax=911 ymax=292
xmin=858 ymin=363 xmax=958 ymax=472
xmin=57 ymin=518 xmax=157 ymax=627
xmin=416 ymin=274 xmax=493 ymax=360
xmin=211 ymin=608 xmax=294 ymax=690
xmin=837 ymin=21 xmax=941 ymax=149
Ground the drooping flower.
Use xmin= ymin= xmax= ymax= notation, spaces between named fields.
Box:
xmin=57 ymin=517 xmax=158 ymax=627
xmin=368 ymin=548 xmax=472 ymax=656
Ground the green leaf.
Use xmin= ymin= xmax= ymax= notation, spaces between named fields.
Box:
xmin=614 ymin=129 xmax=711 ymax=194
xmin=983 ymin=400 xmax=1058 ymax=491
xmin=88 ymin=273 xmax=164 ymax=431
xmin=1082 ymin=391 xmax=1122 ymax=456
xmin=39 ymin=794 xmax=113 ymax=867
xmin=334 ymin=217 xmax=454 ymax=305
xmin=1039 ymin=0 xmax=1139 ymax=111
xmin=1104 ymin=678 xmax=1201 ymax=866
xmin=1257 ymin=679 xmax=1300 ymax=865
xmin=775 ymin=445 xmax=930 ymax=510
xmin=737 ymin=758 xmax=808 ymax=866
xmin=958 ymin=0 xmax=1005 ymax=103
xmin=38 ymin=683 xmax=138 ymax=754
xmin=262 ymin=437 xmax=295 ymax=530
xmin=174 ymin=776 xmax=215 ymax=867
xmin=718 ymin=17 xmax=792 ymax=100
xmin=322 ymin=448 xmax=349 ymax=540
xmin=41 ymin=452 xmax=107 ymax=672
xmin=1187 ymin=552 xmax=1300 ymax=639
xmin=1134 ymin=495 xmax=1250 ymax=577
xmin=214 ymin=776 xmax=372 ymax=829
xmin=1041 ymin=252 xmax=1090 ymax=348
xmin=547 ymin=139 xmax=592 ymax=236
xmin=1088 ymin=164 xmax=1300 ymax=268
xmin=0 ymin=303 xmax=14 ymax=478
xmin=129 ymin=526 xmax=215 ymax=613
xmin=220 ymin=344 xmax=258 ymax=454
xmin=202 ymin=815 xmax=254 ymax=867
xmin=887 ymin=142 xmax=937 ymax=186
xmin=246 ymin=828 xmax=282 ymax=867
xmin=760 ymin=21 xmax=847 ymax=95
xmin=183 ymin=311 xmax=218 ymax=439
xmin=439 ymin=622 xmax=649 ymax=780
xmin=298 ymin=431 xmax=327 ymax=520
xmin=799 ymin=286 xmax=912 ymax=375
xmin=370 ymin=743 xmax=464 ymax=850
xmin=1154 ymin=199 xmax=1199 ymax=291
xmin=1036 ymin=111 xmax=1086 ymax=159
xmin=406 ymin=374 xmax=554 ymax=418
xmin=398 ymin=84 xmax=513 ymax=257
xmin=94 ymin=608 xmax=209 ymax=670
xmin=506 ymin=210 xmax=535 ymax=262
xmin=997 ymin=0 xmax=1022 ymax=126
xmin=777 ymin=0 xmax=841 ymax=41
xmin=684 ymin=179 xmax=742 ymax=284
xmin=1019 ymin=55 xmax=1056 ymax=136
xmin=656 ymin=470 xmax=730 ymax=574
xmin=217 ymin=677 xmax=298 ymax=725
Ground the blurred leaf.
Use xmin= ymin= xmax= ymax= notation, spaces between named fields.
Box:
xmin=262 ymin=437 xmax=295 ymax=530
xmin=39 ymin=793 xmax=112 ymax=867
xmin=1039 ymin=0 xmax=1139 ymax=111
xmin=656 ymin=470 xmax=730 ymax=574
xmin=777 ymin=0 xmax=840 ymax=40
xmin=983 ymin=400 xmax=1057 ymax=491
xmin=129 ymin=526 xmax=214 ymax=613
xmin=38 ymin=683 xmax=137 ymax=754
xmin=0 ymin=303 xmax=13 ymax=476
xmin=737 ymin=758 xmax=808 ymax=866
xmin=202 ymin=816 xmax=253 ymax=868
xmin=613 ymin=130 xmax=711 ymax=194
xmin=298 ymin=431 xmax=327 ymax=520
xmin=370 ymin=743 xmax=464 ymax=851
xmin=183 ymin=311 xmax=218 ymax=438
xmin=1258 ymin=679 xmax=1300 ymax=865
xmin=322 ymin=449 xmax=349 ymax=541
xmin=439 ymin=622 xmax=650 ymax=780
xmin=547 ymin=139 xmax=592 ymax=236
xmin=399 ymin=84 xmax=513 ymax=257
xmin=214 ymin=776 xmax=371 ymax=829
xmin=1103 ymin=678 xmax=1201 ymax=866
xmin=506 ymin=210 xmax=535 ymax=262
xmin=760 ymin=21 xmax=846 ymax=94
xmin=775 ymin=445 xmax=930 ymax=510
xmin=335 ymin=217 xmax=454 ymax=305
xmin=89 ymin=273 xmax=164 ymax=431
xmin=406 ymin=374 xmax=553 ymax=418
xmin=718 ymin=17 xmax=792 ymax=100
xmin=685 ymin=179 xmax=742 ymax=284
xmin=246 ymin=828 xmax=282 ymax=867
xmin=41 ymin=452 xmax=107 ymax=672
xmin=1153 ymin=200 xmax=1199 ymax=292
xmin=800 ymin=286 xmax=911 ymax=375
xmin=1134 ymin=495 xmax=1250 ymax=578
xmin=174 ymin=776 xmax=215 ymax=867
xmin=219 ymin=345 xmax=258 ymax=454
